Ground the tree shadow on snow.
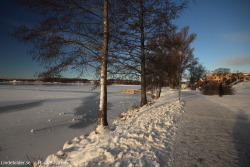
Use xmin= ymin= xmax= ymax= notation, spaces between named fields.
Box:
xmin=68 ymin=93 xmax=113 ymax=129
xmin=0 ymin=100 xmax=46 ymax=114
xmin=233 ymin=109 xmax=250 ymax=167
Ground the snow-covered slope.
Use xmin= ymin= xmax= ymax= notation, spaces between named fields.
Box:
xmin=232 ymin=81 xmax=250 ymax=94
xmin=40 ymin=88 xmax=184 ymax=167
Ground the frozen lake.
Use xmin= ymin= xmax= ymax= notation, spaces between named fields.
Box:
xmin=0 ymin=83 xmax=142 ymax=165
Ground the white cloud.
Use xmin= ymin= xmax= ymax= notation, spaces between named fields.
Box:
xmin=222 ymin=30 xmax=250 ymax=42
xmin=218 ymin=55 xmax=250 ymax=66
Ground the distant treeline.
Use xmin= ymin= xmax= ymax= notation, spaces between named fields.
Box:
xmin=42 ymin=78 xmax=89 ymax=83
xmin=0 ymin=77 xmax=141 ymax=85
xmin=0 ymin=79 xmax=8 ymax=82
xmin=93 ymin=79 xmax=141 ymax=85
xmin=0 ymin=77 xmax=88 ymax=83
xmin=0 ymin=78 xmax=36 ymax=82
xmin=107 ymin=79 xmax=140 ymax=85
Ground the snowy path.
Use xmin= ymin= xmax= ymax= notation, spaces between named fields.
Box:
xmin=42 ymin=89 xmax=184 ymax=167
xmin=170 ymin=89 xmax=250 ymax=167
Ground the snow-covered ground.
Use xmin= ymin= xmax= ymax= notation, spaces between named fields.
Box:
xmin=37 ymin=87 xmax=184 ymax=167
xmin=170 ymin=82 xmax=250 ymax=167
xmin=1 ymin=82 xmax=250 ymax=167
xmin=39 ymin=82 xmax=250 ymax=167
xmin=0 ymin=83 xmax=141 ymax=166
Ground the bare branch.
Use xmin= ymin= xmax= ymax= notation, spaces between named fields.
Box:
xmin=70 ymin=0 xmax=103 ymax=19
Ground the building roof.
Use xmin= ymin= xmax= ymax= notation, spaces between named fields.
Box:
xmin=206 ymin=71 xmax=250 ymax=76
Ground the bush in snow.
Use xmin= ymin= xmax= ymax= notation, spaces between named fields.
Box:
xmin=201 ymin=81 xmax=234 ymax=95
xmin=223 ymin=85 xmax=234 ymax=95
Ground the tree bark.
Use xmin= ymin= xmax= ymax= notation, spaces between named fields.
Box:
xmin=139 ymin=0 xmax=147 ymax=107
xmin=97 ymin=0 xmax=109 ymax=127
xmin=156 ymin=82 xmax=162 ymax=98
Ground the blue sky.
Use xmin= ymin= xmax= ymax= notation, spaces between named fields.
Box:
xmin=174 ymin=0 xmax=250 ymax=73
xmin=0 ymin=0 xmax=250 ymax=79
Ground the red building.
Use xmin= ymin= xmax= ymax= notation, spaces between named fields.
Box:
xmin=197 ymin=79 xmax=204 ymax=86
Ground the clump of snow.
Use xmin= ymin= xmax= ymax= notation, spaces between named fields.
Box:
xmin=42 ymin=88 xmax=184 ymax=166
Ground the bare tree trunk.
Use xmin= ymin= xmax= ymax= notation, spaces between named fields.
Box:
xmin=139 ymin=0 xmax=147 ymax=107
xmin=156 ymin=83 xmax=162 ymax=98
xmin=97 ymin=0 xmax=109 ymax=127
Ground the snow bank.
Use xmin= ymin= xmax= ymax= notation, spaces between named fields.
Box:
xmin=41 ymin=88 xmax=184 ymax=167
xmin=232 ymin=81 xmax=250 ymax=94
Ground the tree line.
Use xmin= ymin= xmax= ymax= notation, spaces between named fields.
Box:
xmin=11 ymin=0 xmax=203 ymax=132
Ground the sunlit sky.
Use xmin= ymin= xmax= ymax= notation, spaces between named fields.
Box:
xmin=0 ymin=0 xmax=250 ymax=79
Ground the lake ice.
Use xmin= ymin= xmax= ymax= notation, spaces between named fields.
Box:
xmin=0 ymin=83 xmax=141 ymax=165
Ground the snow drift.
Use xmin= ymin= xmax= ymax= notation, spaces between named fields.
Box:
xmin=40 ymin=88 xmax=184 ymax=167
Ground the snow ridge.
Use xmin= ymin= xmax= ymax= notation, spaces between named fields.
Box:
xmin=42 ymin=89 xmax=184 ymax=167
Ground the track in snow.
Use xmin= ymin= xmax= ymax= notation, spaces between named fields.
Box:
xmin=170 ymin=90 xmax=250 ymax=167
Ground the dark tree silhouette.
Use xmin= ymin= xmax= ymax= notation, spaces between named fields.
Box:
xmin=109 ymin=0 xmax=189 ymax=106
xmin=189 ymin=64 xmax=207 ymax=84
xmin=11 ymin=0 xmax=112 ymax=131
xmin=146 ymin=26 xmax=198 ymax=97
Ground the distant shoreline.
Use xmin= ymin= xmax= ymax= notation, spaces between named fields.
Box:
xmin=0 ymin=77 xmax=141 ymax=85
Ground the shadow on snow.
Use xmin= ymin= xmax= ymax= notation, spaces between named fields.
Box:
xmin=233 ymin=109 xmax=250 ymax=167
xmin=68 ymin=93 xmax=114 ymax=129
xmin=0 ymin=100 xmax=46 ymax=114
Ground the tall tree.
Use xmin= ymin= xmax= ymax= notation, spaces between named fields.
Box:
xmin=167 ymin=26 xmax=198 ymax=85
xmin=146 ymin=51 xmax=167 ymax=98
xmin=109 ymin=0 xmax=188 ymax=106
xmin=98 ymin=0 xmax=109 ymax=128
xmin=146 ymin=30 xmax=169 ymax=98
xmin=146 ymin=26 xmax=198 ymax=97
xmin=189 ymin=64 xmax=207 ymax=84
xmin=11 ymin=0 xmax=111 ymax=130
